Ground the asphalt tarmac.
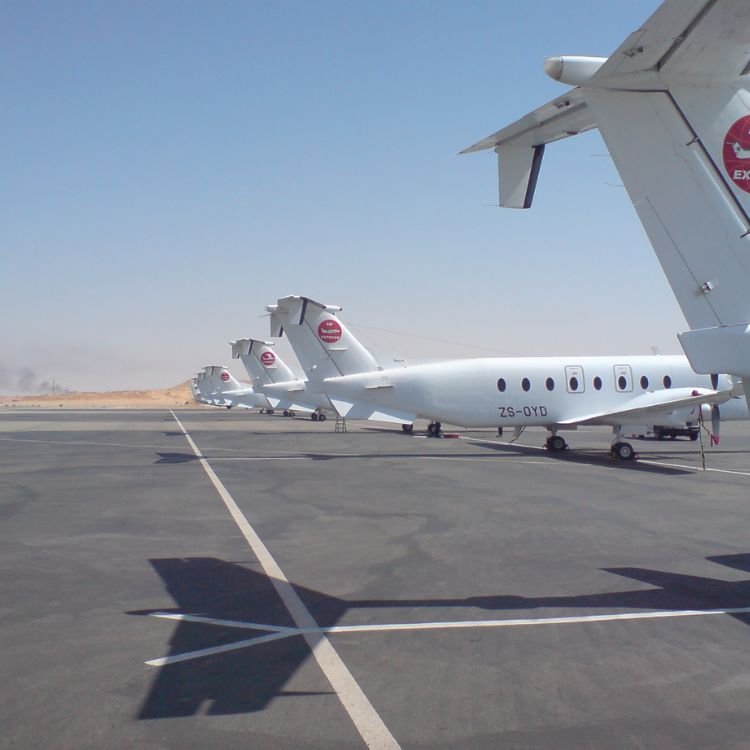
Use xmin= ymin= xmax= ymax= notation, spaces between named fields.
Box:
xmin=3 ymin=408 xmax=750 ymax=749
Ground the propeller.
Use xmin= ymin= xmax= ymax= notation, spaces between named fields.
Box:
xmin=710 ymin=403 xmax=721 ymax=446
xmin=706 ymin=374 xmax=721 ymax=445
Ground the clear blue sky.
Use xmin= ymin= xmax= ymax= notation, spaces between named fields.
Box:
xmin=1 ymin=0 xmax=675 ymax=393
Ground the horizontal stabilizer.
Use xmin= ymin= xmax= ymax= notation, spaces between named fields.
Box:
xmin=328 ymin=397 xmax=415 ymax=424
xmin=231 ymin=339 xmax=252 ymax=358
xmin=591 ymin=0 xmax=750 ymax=83
xmin=461 ymin=88 xmax=595 ymax=208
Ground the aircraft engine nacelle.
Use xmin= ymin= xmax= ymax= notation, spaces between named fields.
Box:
xmin=543 ymin=56 xmax=607 ymax=86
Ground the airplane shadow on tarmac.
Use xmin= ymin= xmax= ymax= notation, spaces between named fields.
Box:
xmin=152 ymin=448 xmax=693 ymax=473
xmin=129 ymin=553 xmax=750 ymax=719
xmin=464 ymin=440 xmax=694 ymax=475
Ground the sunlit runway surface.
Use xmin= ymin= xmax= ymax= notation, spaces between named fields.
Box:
xmin=3 ymin=408 xmax=750 ymax=749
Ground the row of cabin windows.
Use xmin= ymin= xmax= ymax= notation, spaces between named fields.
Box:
xmin=496 ymin=374 xmax=673 ymax=393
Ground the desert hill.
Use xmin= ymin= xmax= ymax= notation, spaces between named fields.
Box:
xmin=0 ymin=380 xmax=200 ymax=409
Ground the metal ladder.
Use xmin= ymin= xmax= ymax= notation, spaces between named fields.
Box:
xmin=334 ymin=415 xmax=347 ymax=433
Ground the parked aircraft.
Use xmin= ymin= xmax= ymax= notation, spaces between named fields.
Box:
xmin=230 ymin=338 xmax=327 ymax=420
xmin=269 ymin=296 xmax=732 ymax=460
xmin=193 ymin=365 xmax=266 ymax=410
xmin=461 ymin=0 xmax=750 ymax=419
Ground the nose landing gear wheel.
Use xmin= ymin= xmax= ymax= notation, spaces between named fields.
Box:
xmin=612 ymin=442 xmax=636 ymax=460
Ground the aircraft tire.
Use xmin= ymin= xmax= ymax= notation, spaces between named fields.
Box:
xmin=283 ymin=410 xmax=290 ymax=417
xmin=318 ymin=413 xmax=327 ymax=422
xmin=547 ymin=435 xmax=566 ymax=452
xmin=613 ymin=442 xmax=635 ymax=460
xmin=311 ymin=413 xmax=319 ymax=421
xmin=402 ymin=423 xmax=414 ymax=433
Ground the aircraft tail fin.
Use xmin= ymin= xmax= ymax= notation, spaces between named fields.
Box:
xmin=231 ymin=338 xmax=296 ymax=385
xmin=199 ymin=365 xmax=247 ymax=399
xmin=465 ymin=0 xmax=750 ymax=376
xmin=267 ymin=295 xmax=380 ymax=381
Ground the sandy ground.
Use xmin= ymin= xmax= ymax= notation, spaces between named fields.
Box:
xmin=0 ymin=381 xmax=201 ymax=409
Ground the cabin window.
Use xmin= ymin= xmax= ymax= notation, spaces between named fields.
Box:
xmin=565 ymin=365 xmax=585 ymax=393
xmin=640 ymin=375 xmax=649 ymax=390
xmin=545 ymin=377 xmax=555 ymax=391
xmin=663 ymin=375 xmax=672 ymax=389
xmin=593 ymin=376 xmax=602 ymax=391
xmin=613 ymin=365 xmax=633 ymax=392
xmin=497 ymin=378 xmax=506 ymax=392
xmin=521 ymin=377 xmax=531 ymax=392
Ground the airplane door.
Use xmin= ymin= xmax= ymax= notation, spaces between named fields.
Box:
xmin=565 ymin=365 xmax=585 ymax=393
xmin=613 ymin=365 xmax=633 ymax=392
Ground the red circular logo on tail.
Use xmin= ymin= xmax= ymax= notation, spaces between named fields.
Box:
xmin=220 ymin=371 xmax=230 ymax=382
xmin=723 ymin=115 xmax=750 ymax=193
xmin=260 ymin=351 xmax=276 ymax=366
xmin=318 ymin=319 xmax=342 ymax=343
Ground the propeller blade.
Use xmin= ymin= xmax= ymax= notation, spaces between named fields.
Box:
xmin=710 ymin=403 xmax=720 ymax=446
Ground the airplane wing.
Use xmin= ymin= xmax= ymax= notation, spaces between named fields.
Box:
xmin=592 ymin=0 xmax=750 ymax=82
xmin=556 ymin=387 xmax=728 ymax=427
xmin=460 ymin=88 xmax=595 ymax=208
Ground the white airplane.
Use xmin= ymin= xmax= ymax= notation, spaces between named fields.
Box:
xmin=461 ymin=0 xmax=750 ymax=419
xmin=266 ymin=296 xmax=417 ymax=428
xmin=268 ymin=295 xmax=733 ymax=460
xmin=229 ymin=338 xmax=328 ymax=420
xmin=192 ymin=370 xmax=224 ymax=406
xmin=193 ymin=365 xmax=266 ymax=410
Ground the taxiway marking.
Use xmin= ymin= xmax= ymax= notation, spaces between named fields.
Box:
xmin=148 ymin=605 xmax=750 ymax=667
xmin=169 ymin=411 xmax=400 ymax=750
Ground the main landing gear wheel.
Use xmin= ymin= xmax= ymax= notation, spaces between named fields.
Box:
xmin=546 ymin=435 xmax=567 ymax=452
xmin=318 ymin=413 xmax=327 ymax=422
xmin=612 ymin=442 xmax=636 ymax=461
xmin=283 ymin=409 xmax=290 ymax=417
xmin=426 ymin=421 xmax=442 ymax=437
xmin=402 ymin=423 xmax=414 ymax=433
xmin=311 ymin=412 xmax=319 ymax=421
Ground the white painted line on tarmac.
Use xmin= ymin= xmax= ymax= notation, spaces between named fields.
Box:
xmin=147 ymin=605 xmax=750 ymax=667
xmin=638 ymin=459 xmax=750 ymax=477
xmin=210 ymin=454 xmax=541 ymax=463
xmin=169 ymin=411 xmax=400 ymax=750
xmin=466 ymin=436 xmax=750 ymax=476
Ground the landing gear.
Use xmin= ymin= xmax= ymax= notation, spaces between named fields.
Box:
xmin=283 ymin=409 xmax=290 ymax=417
xmin=402 ymin=423 xmax=414 ymax=433
xmin=611 ymin=442 xmax=636 ymax=460
xmin=611 ymin=427 xmax=636 ymax=460
xmin=426 ymin=421 xmax=442 ymax=437
xmin=311 ymin=412 xmax=319 ymax=421
xmin=311 ymin=410 xmax=327 ymax=422
xmin=318 ymin=413 xmax=327 ymax=422
xmin=545 ymin=434 xmax=567 ymax=452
